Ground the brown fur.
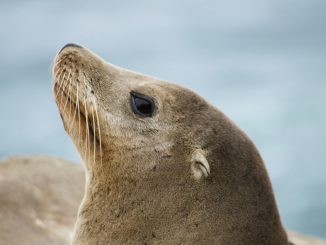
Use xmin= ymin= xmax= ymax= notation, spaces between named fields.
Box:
xmin=53 ymin=44 xmax=289 ymax=244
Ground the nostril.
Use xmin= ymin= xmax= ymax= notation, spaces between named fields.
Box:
xmin=59 ymin=43 xmax=83 ymax=54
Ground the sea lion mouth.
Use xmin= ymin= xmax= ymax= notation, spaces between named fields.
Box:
xmin=54 ymin=82 xmax=96 ymax=137
xmin=53 ymin=67 xmax=103 ymax=165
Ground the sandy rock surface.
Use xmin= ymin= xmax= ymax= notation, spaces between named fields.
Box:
xmin=0 ymin=155 xmax=324 ymax=245
xmin=0 ymin=156 xmax=84 ymax=245
xmin=287 ymin=231 xmax=326 ymax=245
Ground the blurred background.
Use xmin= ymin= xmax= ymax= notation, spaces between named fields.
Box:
xmin=0 ymin=0 xmax=325 ymax=238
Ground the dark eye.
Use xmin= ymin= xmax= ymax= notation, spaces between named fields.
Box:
xmin=130 ymin=92 xmax=155 ymax=117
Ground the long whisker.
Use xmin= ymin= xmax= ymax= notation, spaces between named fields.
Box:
xmin=61 ymin=69 xmax=71 ymax=98
xmin=86 ymin=103 xmax=91 ymax=164
xmin=53 ymin=67 xmax=64 ymax=81
xmin=69 ymin=82 xmax=79 ymax=131
xmin=92 ymin=100 xmax=96 ymax=166
xmin=83 ymin=91 xmax=89 ymax=163
xmin=68 ymin=74 xmax=73 ymax=112
xmin=83 ymin=94 xmax=87 ymax=161
xmin=52 ymin=68 xmax=63 ymax=95
xmin=50 ymin=58 xmax=64 ymax=76
xmin=77 ymin=82 xmax=81 ymax=144
xmin=63 ymin=72 xmax=73 ymax=113
xmin=54 ymin=57 xmax=64 ymax=67
xmin=55 ymin=72 xmax=66 ymax=97
xmin=94 ymin=100 xmax=103 ymax=168
xmin=83 ymin=77 xmax=91 ymax=164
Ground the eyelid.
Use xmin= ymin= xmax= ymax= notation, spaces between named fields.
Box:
xmin=130 ymin=91 xmax=155 ymax=117
xmin=130 ymin=91 xmax=153 ymax=101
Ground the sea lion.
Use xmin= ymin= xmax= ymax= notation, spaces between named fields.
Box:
xmin=52 ymin=43 xmax=289 ymax=244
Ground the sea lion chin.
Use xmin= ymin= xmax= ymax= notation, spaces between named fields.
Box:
xmin=52 ymin=43 xmax=289 ymax=244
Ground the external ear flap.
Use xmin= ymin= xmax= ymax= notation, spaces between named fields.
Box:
xmin=191 ymin=149 xmax=210 ymax=180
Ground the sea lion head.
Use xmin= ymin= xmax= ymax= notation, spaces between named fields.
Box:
xmin=53 ymin=44 xmax=212 ymax=181
xmin=53 ymin=44 xmax=288 ymax=244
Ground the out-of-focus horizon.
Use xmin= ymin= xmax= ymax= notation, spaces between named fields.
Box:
xmin=0 ymin=0 xmax=325 ymax=239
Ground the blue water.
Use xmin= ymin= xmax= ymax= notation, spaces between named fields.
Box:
xmin=0 ymin=0 xmax=325 ymax=238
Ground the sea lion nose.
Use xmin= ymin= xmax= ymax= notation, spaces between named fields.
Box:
xmin=59 ymin=43 xmax=83 ymax=54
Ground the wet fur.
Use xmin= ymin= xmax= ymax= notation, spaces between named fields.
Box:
xmin=53 ymin=45 xmax=289 ymax=244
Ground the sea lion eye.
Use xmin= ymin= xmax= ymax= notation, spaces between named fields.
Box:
xmin=130 ymin=92 xmax=155 ymax=117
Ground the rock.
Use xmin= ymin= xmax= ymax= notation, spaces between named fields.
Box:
xmin=0 ymin=156 xmax=84 ymax=245
xmin=0 ymin=155 xmax=324 ymax=245
xmin=288 ymin=231 xmax=326 ymax=245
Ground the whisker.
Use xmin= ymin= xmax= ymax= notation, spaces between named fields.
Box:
xmin=86 ymin=104 xmax=91 ymax=164
xmin=94 ymin=100 xmax=103 ymax=168
xmin=54 ymin=57 xmax=64 ymax=67
xmin=50 ymin=57 xmax=64 ymax=77
xmin=61 ymin=69 xmax=71 ymax=98
xmin=69 ymin=81 xmax=79 ymax=131
xmin=54 ymin=67 xmax=64 ymax=81
xmin=55 ymin=72 xmax=66 ymax=97
xmin=92 ymin=100 xmax=96 ymax=166
xmin=68 ymin=74 xmax=73 ymax=112
xmin=84 ymin=91 xmax=89 ymax=163
xmin=52 ymin=68 xmax=63 ymax=95
xmin=83 ymin=77 xmax=91 ymax=164
xmin=76 ymin=82 xmax=81 ymax=144
xmin=63 ymin=72 xmax=73 ymax=113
